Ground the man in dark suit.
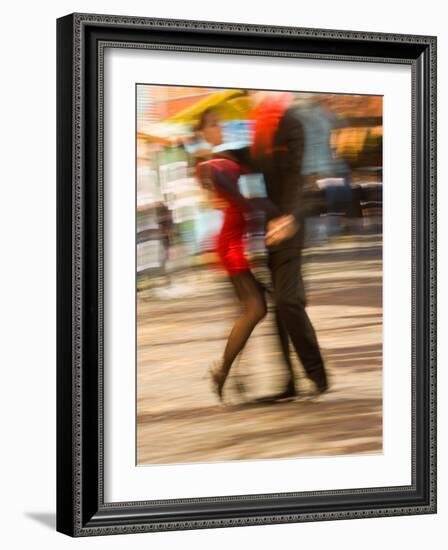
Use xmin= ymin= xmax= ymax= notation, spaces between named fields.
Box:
xmin=249 ymin=91 xmax=328 ymax=399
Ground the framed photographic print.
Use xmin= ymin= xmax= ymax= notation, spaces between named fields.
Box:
xmin=56 ymin=13 xmax=437 ymax=536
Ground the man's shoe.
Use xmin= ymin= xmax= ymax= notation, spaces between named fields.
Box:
xmin=308 ymin=375 xmax=329 ymax=398
xmin=315 ymin=378 xmax=328 ymax=394
xmin=254 ymin=381 xmax=298 ymax=403
xmin=271 ymin=387 xmax=298 ymax=401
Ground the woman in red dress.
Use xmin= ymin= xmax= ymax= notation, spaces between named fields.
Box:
xmin=195 ymin=109 xmax=267 ymax=402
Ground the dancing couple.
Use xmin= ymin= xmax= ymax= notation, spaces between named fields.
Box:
xmin=195 ymin=91 xmax=329 ymax=403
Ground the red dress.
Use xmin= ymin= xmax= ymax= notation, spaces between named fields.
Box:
xmin=196 ymin=158 xmax=250 ymax=275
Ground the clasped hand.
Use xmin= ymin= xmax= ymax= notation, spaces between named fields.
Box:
xmin=265 ymin=215 xmax=299 ymax=247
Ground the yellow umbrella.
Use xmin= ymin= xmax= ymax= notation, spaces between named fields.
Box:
xmin=166 ymin=90 xmax=252 ymax=126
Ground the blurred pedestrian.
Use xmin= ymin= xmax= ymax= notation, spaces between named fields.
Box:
xmin=155 ymin=201 xmax=174 ymax=286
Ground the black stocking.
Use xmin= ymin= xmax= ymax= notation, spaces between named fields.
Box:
xmin=221 ymin=271 xmax=267 ymax=379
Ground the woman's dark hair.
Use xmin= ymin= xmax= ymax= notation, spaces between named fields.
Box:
xmin=185 ymin=108 xmax=219 ymax=168
xmin=194 ymin=107 xmax=218 ymax=132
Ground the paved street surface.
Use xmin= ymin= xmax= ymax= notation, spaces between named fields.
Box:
xmin=137 ymin=233 xmax=382 ymax=465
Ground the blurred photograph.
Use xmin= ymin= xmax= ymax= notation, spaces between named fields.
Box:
xmin=136 ymin=85 xmax=383 ymax=465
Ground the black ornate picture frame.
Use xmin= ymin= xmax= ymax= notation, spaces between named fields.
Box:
xmin=56 ymin=13 xmax=437 ymax=537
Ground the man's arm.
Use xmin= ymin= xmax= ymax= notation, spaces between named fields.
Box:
xmin=197 ymin=162 xmax=253 ymax=213
xmin=219 ymin=148 xmax=283 ymax=219
xmin=265 ymin=108 xmax=305 ymax=246
xmin=198 ymin=159 xmax=281 ymax=219
xmin=277 ymin=107 xmax=306 ymax=224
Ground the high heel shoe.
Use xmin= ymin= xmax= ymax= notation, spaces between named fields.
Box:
xmin=207 ymin=360 xmax=227 ymax=402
